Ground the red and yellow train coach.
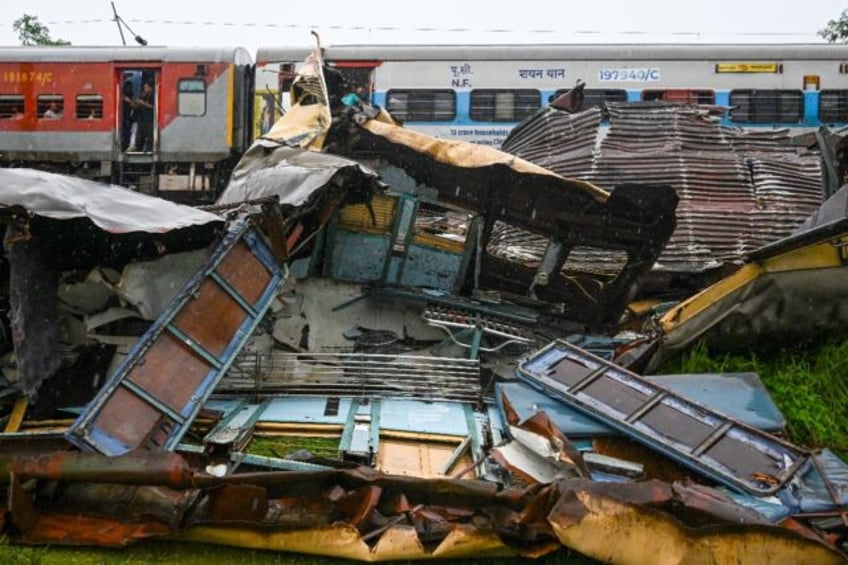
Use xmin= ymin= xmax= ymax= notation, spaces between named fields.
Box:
xmin=0 ymin=46 xmax=254 ymax=201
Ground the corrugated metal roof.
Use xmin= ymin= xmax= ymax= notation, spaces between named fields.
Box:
xmin=502 ymin=102 xmax=823 ymax=273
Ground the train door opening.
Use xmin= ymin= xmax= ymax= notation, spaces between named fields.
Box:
xmin=117 ymin=68 xmax=160 ymax=154
xmin=116 ymin=67 xmax=160 ymax=194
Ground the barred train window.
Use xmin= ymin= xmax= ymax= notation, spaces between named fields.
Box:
xmin=820 ymin=90 xmax=848 ymax=123
xmin=386 ymin=89 xmax=456 ymax=122
xmin=730 ymin=90 xmax=803 ymax=123
xmin=552 ymin=88 xmax=627 ymax=110
xmin=642 ymin=90 xmax=715 ymax=104
xmin=470 ymin=89 xmax=540 ymax=122
xmin=37 ymin=94 xmax=64 ymax=118
xmin=178 ymin=78 xmax=206 ymax=116
xmin=0 ymin=94 xmax=25 ymax=119
xmin=76 ymin=94 xmax=103 ymax=119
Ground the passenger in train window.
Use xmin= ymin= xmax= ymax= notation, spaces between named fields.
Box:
xmin=134 ymin=82 xmax=154 ymax=152
xmin=11 ymin=107 xmax=24 ymax=120
xmin=43 ymin=102 xmax=62 ymax=119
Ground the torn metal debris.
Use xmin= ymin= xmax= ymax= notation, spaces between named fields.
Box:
xmin=0 ymin=168 xmax=224 ymax=396
xmin=502 ymin=101 xmax=825 ymax=283
xmin=327 ymin=108 xmax=679 ymax=328
xmin=0 ymin=451 xmax=841 ymax=563
xmin=66 ymin=218 xmax=287 ymax=455
xmin=652 ymin=183 xmax=848 ymax=365
xmin=518 ymin=341 xmax=810 ymax=495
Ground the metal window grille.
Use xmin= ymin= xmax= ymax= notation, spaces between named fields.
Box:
xmin=386 ymin=89 xmax=456 ymax=122
xmin=730 ymin=90 xmax=803 ymax=123
xmin=470 ymin=89 xmax=540 ymax=122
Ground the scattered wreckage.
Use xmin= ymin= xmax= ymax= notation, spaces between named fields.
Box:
xmin=0 ymin=45 xmax=844 ymax=564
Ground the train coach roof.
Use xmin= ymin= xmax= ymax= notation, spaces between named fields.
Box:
xmin=0 ymin=46 xmax=253 ymax=65
xmin=258 ymin=43 xmax=848 ymax=63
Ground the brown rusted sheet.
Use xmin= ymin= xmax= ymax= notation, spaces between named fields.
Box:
xmin=1 ymin=452 xmax=841 ymax=562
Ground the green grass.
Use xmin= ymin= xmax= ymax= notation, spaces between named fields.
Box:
xmin=0 ymin=539 xmax=592 ymax=564
xmin=659 ymin=336 xmax=848 ymax=454
xmin=247 ymin=436 xmax=341 ymax=459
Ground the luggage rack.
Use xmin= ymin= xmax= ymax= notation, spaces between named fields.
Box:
xmin=423 ymin=303 xmax=535 ymax=359
xmin=517 ymin=340 xmax=810 ymax=495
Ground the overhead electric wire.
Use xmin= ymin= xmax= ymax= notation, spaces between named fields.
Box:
xmin=11 ymin=18 xmax=822 ymax=39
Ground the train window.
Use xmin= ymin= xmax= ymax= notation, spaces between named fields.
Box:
xmin=75 ymin=94 xmax=103 ymax=119
xmin=37 ymin=94 xmax=64 ymax=119
xmin=336 ymin=66 xmax=374 ymax=99
xmin=642 ymin=90 xmax=715 ymax=104
xmin=0 ymin=95 xmax=25 ymax=119
xmin=470 ymin=89 xmax=540 ymax=122
xmin=178 ymin=78 xmax=206 ymax=116
xmin=386 ymin=89 xmax=456 ymax=122
xmin=729 ymin=90 xmax=803 ymax=123
xmin=552 ymin=88 xmax=627 ymax=111
xmin=820 ymin=90 xmax=848 ymax=123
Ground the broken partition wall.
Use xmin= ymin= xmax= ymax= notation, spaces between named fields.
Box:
xmin=66 ymin=219 xmax=287 ymax=455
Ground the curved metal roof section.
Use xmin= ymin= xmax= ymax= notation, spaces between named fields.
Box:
xmin=258 ymin=43 xmax=847 ymax=63
xmin=0 ymin=46 xmax=253 ymax=65
xmin=0 ymin=168 xmax=223 ymax=233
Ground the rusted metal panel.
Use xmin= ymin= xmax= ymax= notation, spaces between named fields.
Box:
xmin=518 ymin=341 xmax=810 ymax=495
xmin=66 ymin=219 xmax=287 ymax=455
xmin=2 ymin=450 xmax=842 ymax=562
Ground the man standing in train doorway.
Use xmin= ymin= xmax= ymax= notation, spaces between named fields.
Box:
xmin=134 ymin=82 xmax=154 ymax=152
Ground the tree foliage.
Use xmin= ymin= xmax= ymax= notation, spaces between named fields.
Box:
xmin=819 ymin=9 xmax=848 ymax=43
xmin=13 ymin=14 xmax=70 ymax=46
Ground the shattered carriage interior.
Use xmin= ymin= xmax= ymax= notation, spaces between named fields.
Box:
xmin=0 ymin=47 xmax=846 ymax=564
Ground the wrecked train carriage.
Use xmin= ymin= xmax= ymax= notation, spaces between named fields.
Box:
xmin=222 ymin=43 xmax=678 ymax=331
xmin=59 ymin=152 xmax=387 ymax=456
xmin=649 ymin=183 xmax=848 ymax=368
xmin=333 ymin=111 xmax=679 ymax=328
xmin=0 ymin=168 xmax=226 ymax=398
xmin=1 ymin=47 xmax=842 ymax=563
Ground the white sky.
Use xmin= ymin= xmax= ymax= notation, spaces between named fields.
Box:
xmin=1 ymin=0 xmax=846 ymax=54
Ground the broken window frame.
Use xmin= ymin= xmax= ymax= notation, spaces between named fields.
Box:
xmin=385 ymin=89 xmax=456 ymax=122
xmin=470 ymin=89 xmax=541 ymax=122
xmin=729 ymin=89 xmax=804 ymax=123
